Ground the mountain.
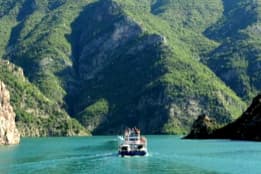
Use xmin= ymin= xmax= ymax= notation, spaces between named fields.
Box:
xmin=185 ymin=94 xmax=261 ymax=141
xmin=0 ymin=60 xmax=89 ymax=136
xmin=205 ymin=0 xmax=261 ymax=101
xmin=1 ymin=0 xmax=260 ymax=136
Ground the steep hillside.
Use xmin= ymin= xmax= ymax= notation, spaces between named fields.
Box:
xmin=1 ymin=0 xmax=257 ymax=135
xmin=151 ymin=0 xmax=261 ymax=102
xmin=151 ymin=0 xmax=222 ymax=58
xmin=0 ymin=60 xmax=88 ymax=136
xmin=3 ymin=0 xmax=94 ymax=104
xmin=205 ymin=0 xmax=261 ymax=101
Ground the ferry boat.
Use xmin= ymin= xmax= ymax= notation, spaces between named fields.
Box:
xmin=118 ymin=128 xmax=148 ymax=157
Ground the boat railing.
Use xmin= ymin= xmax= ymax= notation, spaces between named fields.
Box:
xmin=123 ymin=135 xmax=147 ymax=146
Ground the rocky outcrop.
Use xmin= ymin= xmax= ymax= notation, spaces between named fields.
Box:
xmin=0 ymin=81 xmax=20 ymax=145
xmin=185 ymin=114 xmax=217 ymax=139
xmin=186 ymin=94 xmax=261 ymax=141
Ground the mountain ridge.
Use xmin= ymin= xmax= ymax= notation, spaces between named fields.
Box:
xmin=1 ymin=0 xmax=260 ymax=136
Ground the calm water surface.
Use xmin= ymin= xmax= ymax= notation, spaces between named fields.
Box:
xmin=0 ymin=136 xmax=260 ymax=174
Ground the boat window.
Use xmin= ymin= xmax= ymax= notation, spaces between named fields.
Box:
xmin=129 ymin=138 xmax=138 ymax=141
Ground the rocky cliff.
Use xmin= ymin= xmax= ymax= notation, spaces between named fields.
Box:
xmin=184 ymin=114 xmax=218 ymax=139
xmin=0 ymin=81 xmax=20 ymax=145
xmin=186 ymin=94 xmax=261 ymax=141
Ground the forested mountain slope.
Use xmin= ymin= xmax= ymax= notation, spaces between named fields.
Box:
xmin=1 ymin=0 xmax=259 ymax=135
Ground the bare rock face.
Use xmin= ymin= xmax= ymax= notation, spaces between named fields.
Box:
xmin=0 ymin=81 xmax=20 ymax=145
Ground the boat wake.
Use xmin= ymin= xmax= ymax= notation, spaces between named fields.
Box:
xmin=0 ymin=152 xmax=118 ymax=172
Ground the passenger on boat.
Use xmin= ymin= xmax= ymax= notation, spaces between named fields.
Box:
xmin=134 ymin=127 xmax=141 ymax=137
xmin=124 ymin=128 xmax=130 ymax=140
xmin=124 ymin=129 xmax=128 ymax=136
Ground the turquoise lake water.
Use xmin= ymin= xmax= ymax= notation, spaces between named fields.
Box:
xmin=0 ymin=136 xmax=260 ymax=174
